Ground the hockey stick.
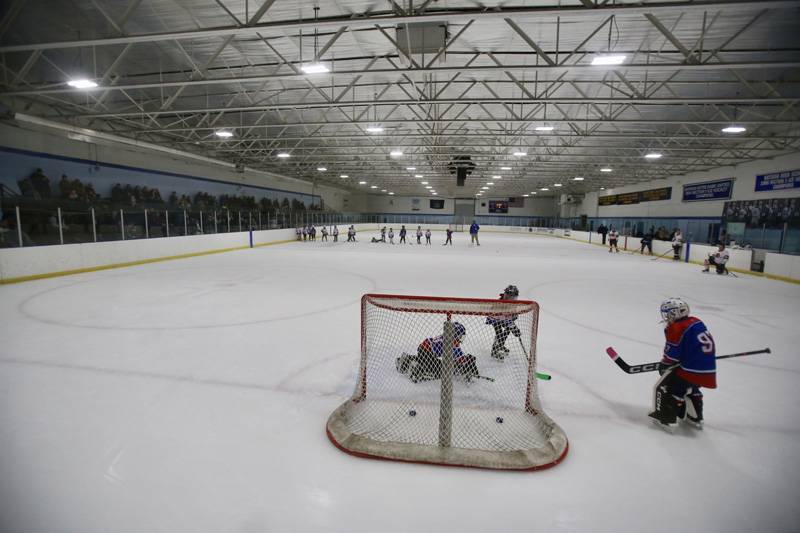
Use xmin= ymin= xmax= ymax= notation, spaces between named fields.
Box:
xmin=650 ymin=248 xmax=673 ymax=261
xmin=516 ymin=337 xmax=553 ymax=380
xmin=474 ymin=374 xmax=496 ymax=382
xmin=606 ymin=346 xmax=771 ymax=374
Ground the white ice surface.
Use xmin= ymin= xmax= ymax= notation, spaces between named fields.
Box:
xmin=1 ymin=234 xmax=799 ymax=533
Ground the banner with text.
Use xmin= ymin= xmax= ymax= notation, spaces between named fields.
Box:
xmin=682 ymin=178 xmax=734 ymax=202
xmin=755 ymin=169 xmax=800 ymax=192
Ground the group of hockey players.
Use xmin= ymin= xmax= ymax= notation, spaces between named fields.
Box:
xmin=396 ymin=283 xmax=718 ymax=432
xmin=295 ymin=225 xmax=358 ymax=243
xmin=396 ymin=285 xmax=520 ymax=383
xmin=296 ymin=223 xmax=480 ymax=247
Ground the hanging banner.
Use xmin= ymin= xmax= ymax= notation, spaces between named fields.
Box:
xmin=682 ymin=178 xmax=734 ymax=202
xmin=755 ymin=169 xmax=800 ymax=192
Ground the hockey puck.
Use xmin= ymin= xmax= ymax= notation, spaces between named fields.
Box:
xmin=496 ymin=417 xmax=503 ymax=424
xmin=409 ymin=410 xmax=416 ymax=417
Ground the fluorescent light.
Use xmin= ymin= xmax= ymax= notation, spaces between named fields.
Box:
xmin=722 ymin=126 xmax=746 ymax=134
xmin=215 ymin=130 xmax=233 ymax=138
xmin=591 ymin=54 xmax=626 ymax=66
xmin=487 ymin=182 xmax=494 ymax=185
xmin=366 ymin=126 xmax=384 ymax=133
xmin=421 ymin=181 xmax=429 ymax=185
xmin=481 ymin=186 xmax=489 ymax=190
xmin=523 ymin=194 xmax=530 ymax=197
xmin=644 ymin=152 xmax=663 ymax=159
xmin=381 ymin=189 xmax=387 ymax=192
xmin=554 ymin=183 xmax=563 ymax=187
xmin=501 ymin=166 xmax=512 ymax=170
xmin=425 ymin=186 xmax=432 ymax=189
xmin=492 ymin=175 xmax=501 ymax=179
xmin=573 ymin=177 xmax=584 ymax=181
xmin=513 ymin=151 xmax=527 ymax=157
xmin=301 ymin=63 xmax=329 ymax=74
xmin=600 ymin=187 xmax=606 ymax=190
xmin=406 ymin=167 xmax=416 ymax=171
xmin=388 ymin=192 xmax=395 ymax=195
xmin=600 ymin=167 xmax=613 ymax=172
xmin=390 ymin=150 xmax=403 ymax=157
xmin=277 ymin=152 xmax=291 ymax=158
xmin=540 ymin=187 xmax=549 ymax=191
xmin=415 ymin=175 xmax=424 ymax=178
xmin=340 ymin=174 xmax=349 ymax=178
xmin=67 ymin=79 xmax=98 ymax=89
xmin=370 ymin=185 xmax=378 ymax=189
xmin=531 ymin=192 xmax=537 ymax=195
xmin=431 ymin=192 xmax=438 ymax=195
xmin=535 ymin=126 xmax=554 ymax=132
xmin=359 ymin=181 xmax=367 ymax=185
xmin=317 ymin=167 xmax=327 ymax=171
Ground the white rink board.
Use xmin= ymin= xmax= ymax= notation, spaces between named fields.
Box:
xmin=1 ymin=232 xmax=798 ymax=533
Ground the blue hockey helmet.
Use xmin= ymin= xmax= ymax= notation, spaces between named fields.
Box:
xmin=453 ymin=322 xmax=466 ymax=338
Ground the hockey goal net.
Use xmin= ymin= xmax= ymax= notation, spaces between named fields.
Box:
xmin=327 ymin=294 xmax=568 ymax=470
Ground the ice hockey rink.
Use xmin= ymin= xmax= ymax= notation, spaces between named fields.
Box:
xmin=1 ymin=232 xmax=798 ymax=533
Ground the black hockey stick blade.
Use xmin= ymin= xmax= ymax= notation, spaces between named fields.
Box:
xmin=606 ymin=346 xmax=771 ymax=374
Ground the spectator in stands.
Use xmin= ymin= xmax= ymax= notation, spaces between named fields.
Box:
xmin=0 ymin=211 xmax=32 ymax=247
xmin=30 ymin=168 xmax=52 ymax=199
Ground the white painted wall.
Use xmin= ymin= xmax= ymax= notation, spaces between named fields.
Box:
xmin=360 ymin=194 xmax=455 ymax=214
xmin=578 ymin=151 xmax=800 ymax=219
xmin=764 ymin=252 xmax=800 ymax=281
xmin=0 ymin=121 xmax=349 ymax=211
xmin=0 ymin=228 xmax=296 ymax=281
xmin=473 ymin=196 xmax=557 ymax=217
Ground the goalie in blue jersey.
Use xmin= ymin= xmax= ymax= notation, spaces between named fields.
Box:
xmin=396 ymin=322 xmax=479 ymax=382
xmin=649 ymin=298 xmax=717 ymax=429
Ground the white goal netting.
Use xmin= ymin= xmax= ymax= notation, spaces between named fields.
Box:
xmin=327 ymin=294 xmax=568 ymax=470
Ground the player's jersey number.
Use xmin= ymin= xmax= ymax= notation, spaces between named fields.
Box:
xmin=697 ymin=332 xmax=715 ymax=354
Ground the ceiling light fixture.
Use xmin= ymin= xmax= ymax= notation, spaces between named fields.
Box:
xmin=722 ymin=126 xmax=746 ymax=134
xmin=388 ymin=192 xmax=395 ymax=195
xmin=425 ymin=186 xmax=432 ymax=189
xmin=406 ymin=167 xmax=416 ymax=171
xmin=215 ymin=130 xmax=234 ymax=138
xmin=540 ymin=187 xmax=549 ymax=191
xmin=535 ymin=126 xmax=554 ymax=132
xmin=366 ymin=126 xmax=384 ymax=133
xmin=277 ymin=152 xmax=291 ymax=158
xmin=415 ymin=175 xmax=424 ymax=178
xmin=523 ymin=194 xmax=530 ymax=197
xmin=359 ymin=181 xmax=367 ymax=185
xmin=370 ymin=185 xmax=378 ymax=189
xmin=554 ymin=183 xmax=563 ymax=187
xmin=300 ymin=7 xmax=329 ymax=74
xmin=513 ymin=151 xmax=527 ymax=157
xmin=591 ymin=54 xmax=627 ymax=66
xmin=573 ymin=177 xmax=584 ymax=181
xmin=340 ymin=174 xmax=349 ymax=178
xmin=317 ymin=166 xmax=327 ymax=171
xmin=67 ymin=79 xmax=98 ymax=89
xmin=492 ymin=175 xmax=501 ymax=179
xmin=600 ymin=167 xmax=613 ymax=172
xmin=501 ymin=166 xmax=512 ymax=171
xmin=421 ymin=181 xmax=429 ymax=185
xmin=487 ymin=182 xmax=494 ymax=186
xmin=390 ymin=150 xmax=403 ymax=157
xmin=644 ymin=153 xmax=663 ymax=159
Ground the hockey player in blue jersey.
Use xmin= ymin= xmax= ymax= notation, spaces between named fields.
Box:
xmin=487 ymin=285 xmax=521 ymax=359
xmin=649 ymin=298 xmax=717 ymax=430
xmin=396 ymin=322 xmax=479 ymax=382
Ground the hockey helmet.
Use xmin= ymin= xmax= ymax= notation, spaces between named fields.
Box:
xmin=453 ymin=322 xmax=467 ymax=338
xmin=660 ymin=298 xmax=690 ymax=323
xmin=502 ymin=285 xmax=520 ymax=299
